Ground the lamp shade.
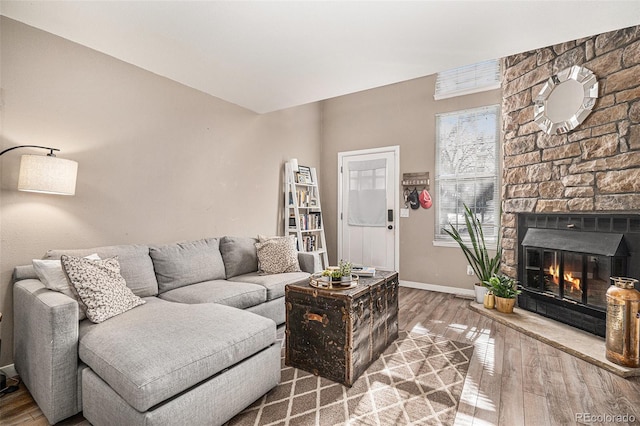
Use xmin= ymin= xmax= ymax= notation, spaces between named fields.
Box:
xmin=18 ymin=154 xmax=78 ymax=195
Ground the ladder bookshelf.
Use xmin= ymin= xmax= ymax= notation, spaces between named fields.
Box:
xmin=284 ymin=161 xmax=328 ymax=269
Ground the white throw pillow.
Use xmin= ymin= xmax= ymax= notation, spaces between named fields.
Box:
xmin=33 ymin=254 xmax=100 ymax=320
xmin=61 ymin=255 xmax=145 ymax=324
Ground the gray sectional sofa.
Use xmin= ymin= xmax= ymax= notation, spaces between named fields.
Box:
xmin=13 ymin=236 xmax=319 ymax=425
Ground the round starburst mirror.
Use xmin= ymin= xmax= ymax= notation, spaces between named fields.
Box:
xmin=533 ymin=65 xmax=599 ymax=135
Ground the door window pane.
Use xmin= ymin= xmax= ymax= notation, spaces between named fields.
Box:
xmin=347 ymin=159 xmax=386 ymax=227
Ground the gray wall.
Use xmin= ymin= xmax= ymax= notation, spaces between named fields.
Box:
xmin=320 ymin=75 xmax=502 ymax=290
xmin=0 ymin=18 xmax=321 ymax=366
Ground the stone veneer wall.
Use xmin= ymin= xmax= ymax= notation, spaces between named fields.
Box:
xmin=501 ymin=25 xmax=640 ymax=278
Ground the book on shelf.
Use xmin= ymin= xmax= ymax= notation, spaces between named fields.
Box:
xmin=295 ymin=212 xmax=322 ymax=230
xmin=352 ymin=266 xmax=376 ymax=277
xmin=296 ymin=189 xmax=310 ymax=206
xmin=300 ymin=235 xmax=317 ymax=251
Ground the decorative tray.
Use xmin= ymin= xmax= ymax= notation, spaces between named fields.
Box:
xmin=309 ymin=272 xmax=359 ymax=290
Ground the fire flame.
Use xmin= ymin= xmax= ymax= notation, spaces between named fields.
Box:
xmin=548 ymin=264 xmax=581 ymax=291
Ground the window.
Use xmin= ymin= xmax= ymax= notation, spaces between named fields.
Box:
xmin=435 ymin=105 xmax=500 ymax=243
xmin=434 ymin=59 xmax=501 ymax=100
xmin=348 ymin=159 xmax=386 ymax=227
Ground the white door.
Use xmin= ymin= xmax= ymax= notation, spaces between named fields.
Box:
xmin=338 ymin=147 xmax=399 ymax=271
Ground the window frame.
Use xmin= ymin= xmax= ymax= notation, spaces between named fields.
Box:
xmin=434 ymin=104 xmax=501 ymax=246
xmin=434 ymin=59 xmax=501 ymax=100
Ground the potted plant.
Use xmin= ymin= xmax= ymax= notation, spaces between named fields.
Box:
xmin=322 ymin=260 xmax=352 ymax=282
xmin=484 ymin=275 xmax=521 ymax=313
xmin=444 ymin=204 xmax=502 ymax=303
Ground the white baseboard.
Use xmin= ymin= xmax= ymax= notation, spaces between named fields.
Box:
xmin=399 ymin=280 xmax=475 ymax=298
xmin=0 ymin=363 xmax=17 ymax=378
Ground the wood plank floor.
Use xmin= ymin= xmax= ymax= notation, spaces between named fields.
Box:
xmin=2 ymin=287 xmax=640 ymax=425
xmin=400 ymin=288 xmax=640 ymax=426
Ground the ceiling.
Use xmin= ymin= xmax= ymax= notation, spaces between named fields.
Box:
xmin=2 ymin=1 xmax=640 ymax=113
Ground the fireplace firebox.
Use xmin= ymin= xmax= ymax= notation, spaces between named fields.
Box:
xmin=517 ymin=214 xmax=640 ymax=337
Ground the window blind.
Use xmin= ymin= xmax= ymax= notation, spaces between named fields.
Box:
xmin=434 ymin=59 xmax=501 ymax=100
xmin=434 ymin=105 xmax=500 ymax=243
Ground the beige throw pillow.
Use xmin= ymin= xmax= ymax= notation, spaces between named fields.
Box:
xmin=61 ymin=255 xmax=145 ymax=323
xmin=255 ymin=235 xmax=301 ymax=274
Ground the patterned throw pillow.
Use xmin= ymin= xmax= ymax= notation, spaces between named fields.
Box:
xmin=61 ymin=255 xmax=145 ymax=323
xmin=255 ymin=236 xmax=301 ymax=274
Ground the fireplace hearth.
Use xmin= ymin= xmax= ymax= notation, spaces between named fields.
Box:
xmin=517 ymin=214 xmax=640 ymax=337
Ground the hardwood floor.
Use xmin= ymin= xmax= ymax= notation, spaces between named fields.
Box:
xmin=0 ymin=379 xmax=87 ymax=426
xmin=400 ymin=288 xmax=640 ymax=426
xmin=2 ymin=287 xmax=640 ymax=425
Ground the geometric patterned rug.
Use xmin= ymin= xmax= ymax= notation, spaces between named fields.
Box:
xmin=226 ymin=330 xmax=474 ymax=426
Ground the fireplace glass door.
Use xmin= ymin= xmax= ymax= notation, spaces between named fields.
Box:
xmin=525 ymin=248 xmax=541 ymax=290
xmin=585 ymin=255 xmax=611 ymax=308
xmin=563 ymin=252 xmax=583 ymax=302
xmin=543 ymin=250 xmax=560 ymax=296
xmin=524 ymin=247 xmax=627 ymax=309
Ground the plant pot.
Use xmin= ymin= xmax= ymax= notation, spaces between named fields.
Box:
xmin=495 ymin=296 xmax=516 ymax=314
xmin=483 ymin=293 xmax=495 ymax=309
xmin=474 ymin=283 xmax=488 ymax=304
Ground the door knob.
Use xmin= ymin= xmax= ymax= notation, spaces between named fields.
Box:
xmin=388 ymin=225 xmax=393 ymax=230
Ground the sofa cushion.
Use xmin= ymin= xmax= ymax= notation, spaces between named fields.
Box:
xmin=158 ymin=280 xmax=266 ymax=309
xmin=219 ymin=236 xmax=259 ymax=278
xmin=45 ymin=245 xmax=158 ymax=297
xmin=13 ymin=265 xmax=39 ymax=281
xmin=229 ymin=271 xmax=310 ymax=300
xmin=150 ymin=238 xmax=226 ymax=293
xmin=78 ymin=297 xmax=168 ymax=342
xmin=79 ymin=299 xmax=276 ymax=412
xmin=61 ymin=255 xmax=145 ymax=323
xmin=255 ymin=236 xmax=301 ymax=274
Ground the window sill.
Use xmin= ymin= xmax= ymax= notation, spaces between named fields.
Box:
xmin=433 ymin=82 xmax=501 ymax=100
xmin=432 ymin=240 xmax=498 ymax=248
xmin=432 ymin=240 xmax=462 ymax=248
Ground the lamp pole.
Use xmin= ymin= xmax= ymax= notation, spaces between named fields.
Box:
xmin=0 ymin=145 xmax=60 ymax=157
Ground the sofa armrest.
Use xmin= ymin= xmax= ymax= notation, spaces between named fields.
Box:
xmin=14 ymin=279 xmax=81 ymax=424
xmin=298 ymin=251 xmax=322 ymax=274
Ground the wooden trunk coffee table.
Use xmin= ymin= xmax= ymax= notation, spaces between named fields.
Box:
xmin=285 ymin=270 xmax=399 ymax=386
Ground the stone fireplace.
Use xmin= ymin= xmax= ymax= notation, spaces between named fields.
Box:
xmin=500 ymin=26 xmax=640 ymax=335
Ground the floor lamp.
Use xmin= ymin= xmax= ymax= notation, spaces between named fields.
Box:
xmin=0 ymin=145 xmax=78 ymax=395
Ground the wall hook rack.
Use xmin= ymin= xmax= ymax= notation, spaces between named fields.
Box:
xmin=401 ymin=172 xmax=429 ymax=191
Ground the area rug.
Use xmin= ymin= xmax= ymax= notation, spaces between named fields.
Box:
xmin=227 ymin=330 xmax=474 ymax=426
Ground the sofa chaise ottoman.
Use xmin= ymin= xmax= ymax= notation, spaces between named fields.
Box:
xmin=13 ymin=235 xmax=319 ymax=425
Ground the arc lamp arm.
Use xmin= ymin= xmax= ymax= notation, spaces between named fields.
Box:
xmin=0 ymin=145 xmax=60 ymax=157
